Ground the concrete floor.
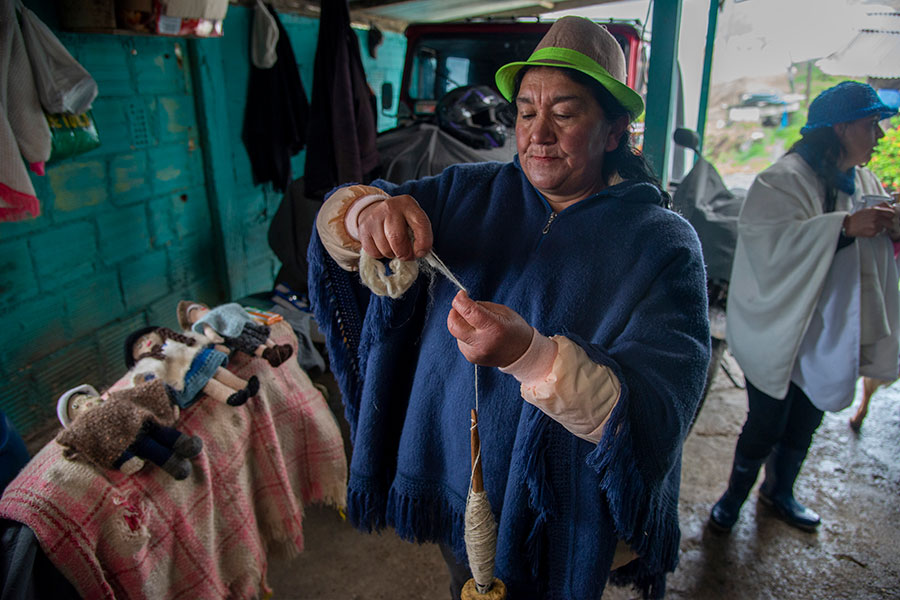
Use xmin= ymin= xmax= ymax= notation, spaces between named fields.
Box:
xmin=268 ymin=351 xmax=900 ymax=599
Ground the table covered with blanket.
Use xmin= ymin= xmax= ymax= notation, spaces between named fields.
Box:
xmin=0 ymin=320 xmax=346 ymax=599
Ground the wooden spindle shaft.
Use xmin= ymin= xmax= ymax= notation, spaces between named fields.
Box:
xmin=470 ymin=409 xmax=483 ymax=493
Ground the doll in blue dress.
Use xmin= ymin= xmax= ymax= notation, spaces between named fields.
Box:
xmin=177 ymin=301 xmax=293 ymax=367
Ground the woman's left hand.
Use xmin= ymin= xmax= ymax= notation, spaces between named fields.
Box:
xmin=447 ymin=291 xmax=533 ymax=368
xmin=843 ymin=205 xmax=897 ymax=238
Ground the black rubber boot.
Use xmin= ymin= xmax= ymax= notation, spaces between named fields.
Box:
xmin=709 ymin=451 xmax=766 ymax=532
xmin=758 ymin=444 xmax=820 ymax=532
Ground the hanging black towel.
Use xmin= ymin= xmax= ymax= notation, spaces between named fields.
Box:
xmin=303 ymin=0 xmax=379 ymax=199
xmin=242 ymin=3 xmax=309 ymax=193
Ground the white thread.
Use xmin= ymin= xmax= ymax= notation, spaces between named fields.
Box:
xmin=422 ymin=251 xmax=468 ymax=293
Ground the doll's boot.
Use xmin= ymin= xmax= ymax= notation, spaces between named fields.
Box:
xmin=173 ymin=434 xmax=203 ymax=458
xmin=276 ymin=344 xmax=293 ymax=363
xmin=263 ymin=345 xmax=292 ymax=367
xmin=226 ymin=389 xmax=249 ymax=406
xmin=262 ymin=346 xmax=282 ymax=367
xmin=246 ymin=375 xmax=259 ymax=396
xmin=758 ymin=444 xmax=820 ymax=532
xmin=161 ymin=455 xmax=192 ymax=480
xmin=226 ymin=376 xmax=259 ymax=406
xmin=709 ymin=451 xmax=766 ymax=532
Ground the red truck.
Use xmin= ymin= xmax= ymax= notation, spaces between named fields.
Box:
xmin=395 ymin=19 xmax=647 ymax=123
xmin=375 ymin=18 xmax=680 ymax=182
xmin=375 ymin=17 xmax=690 ymax=182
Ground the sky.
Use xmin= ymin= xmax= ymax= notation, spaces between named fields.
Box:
xmin=547 ymin=0 xmax=899 ymax=128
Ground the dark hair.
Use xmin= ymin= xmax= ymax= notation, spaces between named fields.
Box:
xmin=124 ymin=326 xmax=196 ymax=368
xmin=511 ymin=66 xmax=670 ymax=208
xmin=787 ymin=127 xmax=844 ymax=212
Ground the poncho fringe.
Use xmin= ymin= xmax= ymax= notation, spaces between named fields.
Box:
xmin=309 ymin=241 xmax=367 ymax=437
xmin=589 ymin=395 xmax=679 ymax=598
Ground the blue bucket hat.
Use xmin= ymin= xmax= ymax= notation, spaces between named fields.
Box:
xmin=801 ymin=81 xmax=897 ymax=135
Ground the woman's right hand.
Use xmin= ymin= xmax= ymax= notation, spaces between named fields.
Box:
xmin=356 ymin=194 xmax=434 ymax=261
xmin=843 ymin=204 xmax=897 ymax=238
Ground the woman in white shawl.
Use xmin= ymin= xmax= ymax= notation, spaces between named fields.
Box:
xmin=710 ymin=81 xmax=899 ymax=533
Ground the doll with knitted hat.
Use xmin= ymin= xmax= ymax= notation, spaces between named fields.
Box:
xmin=55 ymin=380 xmax=203 ymax=480
xmin=125 ymin=326 xmax=259 ymax=408
xmin=176 ymin=300 xmax=293 ymax=368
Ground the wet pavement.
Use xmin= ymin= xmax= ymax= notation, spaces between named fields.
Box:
xmin=269 ymin=352 xmax=900 ymax=599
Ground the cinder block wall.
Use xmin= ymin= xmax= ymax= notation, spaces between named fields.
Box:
xmin=0 ymin=5 xmax=406 ymax=438
xmin=0 ymin=32 xmax=223 ymax=436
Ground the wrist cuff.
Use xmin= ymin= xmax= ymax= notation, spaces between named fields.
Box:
xmin=499 ymin=328 xmax=558 ymax=385
xmin=345 ymin=194 xmax=389 ymax=240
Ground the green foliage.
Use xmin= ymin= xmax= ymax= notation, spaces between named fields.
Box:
xmin=869 ymin=116 xmax=900 ymax=193
xmin=791 ymin=64 xmax=861 ymax=107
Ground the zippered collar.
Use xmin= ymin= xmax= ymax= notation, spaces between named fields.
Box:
xmin=512 ymin=154 xmax=663 ymax=214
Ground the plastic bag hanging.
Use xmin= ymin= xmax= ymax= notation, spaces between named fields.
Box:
xmin=18 ymin=0 xmax=98 ymax=114
xmin=1 ymin=0 xmax=51 ymax=221
xmin=251 ymin=0 xmax=279 ymax=69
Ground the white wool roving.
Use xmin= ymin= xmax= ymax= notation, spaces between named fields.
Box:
xmin=358 ymin=249 xmax=467 ymax=297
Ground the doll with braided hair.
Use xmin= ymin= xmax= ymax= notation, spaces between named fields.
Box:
xmin=56 ymin=380 xmax=203 ymax=480
xmin=176 ymin=301 xmax=293 ymax=367
xmin=125 ymin=326 xmax=259 ymax=408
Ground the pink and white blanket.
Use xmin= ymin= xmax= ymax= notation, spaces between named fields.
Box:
xmin=0 ymin=321 xmax=347 ymax=599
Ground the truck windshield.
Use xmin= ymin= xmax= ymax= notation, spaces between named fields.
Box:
xmin=408 ymin=34 xmax=545 ymax=101
xmin=407 ymin=31 xmax=635 ymax=103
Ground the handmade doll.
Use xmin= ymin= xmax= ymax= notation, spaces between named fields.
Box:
xmin=125 ymin=326 xmax=259 ymax=408
xmin=176 ymin=300 xmax=293 ymax=367
xmin=55 ymin=381 xmax=203 ymax=480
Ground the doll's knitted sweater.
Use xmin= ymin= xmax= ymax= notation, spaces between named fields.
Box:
xmin=56 ymin=380 xmax=177 ymax=469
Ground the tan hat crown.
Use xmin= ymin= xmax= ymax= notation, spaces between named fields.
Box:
xmin=534 ymin=17 xmax=627 ymax=85
xmin=494 ymin=16 xmax=644 ymax=116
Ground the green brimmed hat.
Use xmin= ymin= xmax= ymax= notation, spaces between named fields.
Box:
xmin=494 ymin=16 xmax=644 ymax=118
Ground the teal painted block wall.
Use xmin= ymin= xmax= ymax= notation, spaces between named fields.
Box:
xmin=0 ymin=5 xmax=406 ymax=438
xmin=0 ymin=32 xmax=223 ymax=435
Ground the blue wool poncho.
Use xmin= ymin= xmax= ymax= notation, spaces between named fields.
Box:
xmin=308 ymin=158 xmax=710 ymax=599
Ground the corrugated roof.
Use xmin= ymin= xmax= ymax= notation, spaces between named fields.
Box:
xmin=237 ymin=0 xmax=615 ymax=30
xmin=817 ymin=12 xmax=900 ymax=79
xmin=353 ymin=0 xmax=548 ymax=22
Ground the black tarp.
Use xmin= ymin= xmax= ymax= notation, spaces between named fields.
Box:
xmin=303 ymin=0 xmax=379 ymax=198
xmin=241 ymin=3 xmax=309 ymax=193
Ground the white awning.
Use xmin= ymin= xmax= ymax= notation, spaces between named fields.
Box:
xmin=817 ymin=13 xmax=900 ymax=79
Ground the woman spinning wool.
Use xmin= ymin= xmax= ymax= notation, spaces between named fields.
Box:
xmin=309 ymin=16 xmax=709 ymax=599
xmin=710 ymin=82 xmax=899 ymax=534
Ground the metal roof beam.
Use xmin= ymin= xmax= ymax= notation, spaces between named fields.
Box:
xmin=643 ymin=0 xmax=682 ymax=188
